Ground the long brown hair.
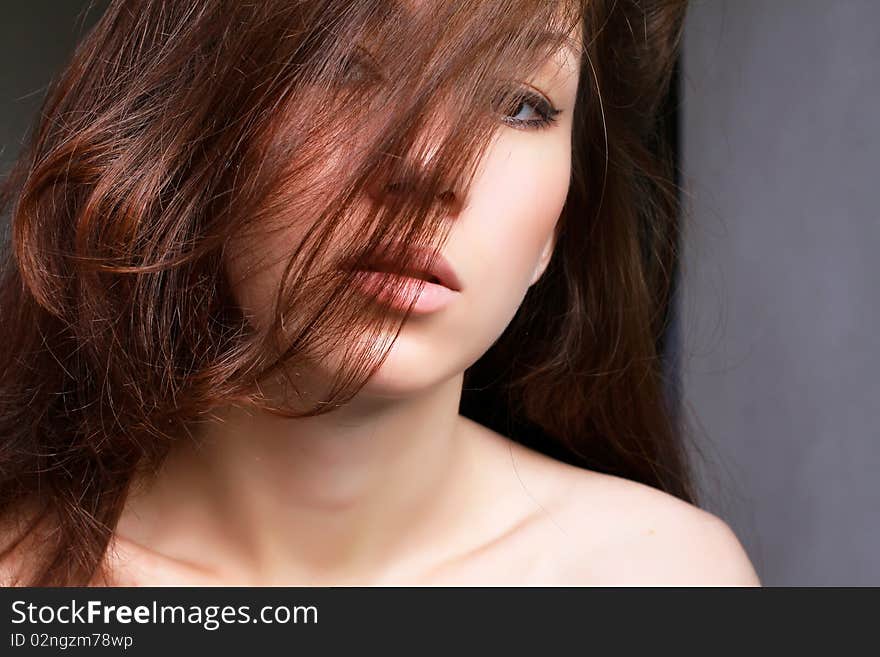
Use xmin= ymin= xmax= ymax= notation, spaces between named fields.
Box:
xmin=0 ymin=0 xmax=692 ymax=586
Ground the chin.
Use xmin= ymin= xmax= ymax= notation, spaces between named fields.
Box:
xmin=350 ymin=298 xmax=522 ymax=400
xmin=354 ymin=329 xmax=468 ymax=399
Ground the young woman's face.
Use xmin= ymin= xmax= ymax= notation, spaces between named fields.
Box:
xmin=229 ymin=28 xmax=583 ymax=399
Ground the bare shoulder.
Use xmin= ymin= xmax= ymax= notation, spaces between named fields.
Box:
xmin=542 ymin=464 xmax=761 ymax=586
xmin=460 ymin=418 xmax=761 ymax=586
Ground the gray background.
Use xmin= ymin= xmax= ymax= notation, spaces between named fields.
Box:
xmin=2 ymin=1 xmax=878 ymax=585
xmin=0 ymin=3 xmax=104 ymax=173
xmin=680 ymin=0 xmax=879 ymax=585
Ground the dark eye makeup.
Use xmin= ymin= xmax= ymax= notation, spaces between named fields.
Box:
xmin=496 ymin=87 xmax=563 ymax=130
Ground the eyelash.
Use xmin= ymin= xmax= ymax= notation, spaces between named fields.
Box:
xmin=498 ymin=88 xmax=562 ymax=131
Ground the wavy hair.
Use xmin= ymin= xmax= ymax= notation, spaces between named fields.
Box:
xmin=0 ymin=0 xmax=692 ymax=585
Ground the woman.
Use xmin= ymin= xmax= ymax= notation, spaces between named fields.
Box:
xmin=0 ymin=0 xmax=760 ymax=585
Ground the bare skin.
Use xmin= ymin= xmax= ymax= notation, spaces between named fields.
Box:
xmin=93 ymin=372 xmax=760 ymax=587
xmin=1 ymin=376 xmax=761 ymax=586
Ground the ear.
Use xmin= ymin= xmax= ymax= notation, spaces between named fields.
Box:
xmin=528 ymin=229 xmax=557 ymax=287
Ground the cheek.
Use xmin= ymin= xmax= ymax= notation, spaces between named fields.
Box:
xmin=224 ymin=227 xmax=299 ymax=333
xmin=222 ymin=144 xmax=358 ymax=333
xmin=465 ymin=133 xmax=570 ymax=309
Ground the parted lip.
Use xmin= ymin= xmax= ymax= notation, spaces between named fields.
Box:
xmin=342 ymin=244 xmax=463 ymax=292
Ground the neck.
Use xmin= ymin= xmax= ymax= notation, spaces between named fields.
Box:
xmin=120 ymin=371 xmax=479 ymax=584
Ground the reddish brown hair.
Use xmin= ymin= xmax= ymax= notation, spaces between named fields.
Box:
xmin=0 ymin=0 xmax=692 ymax=585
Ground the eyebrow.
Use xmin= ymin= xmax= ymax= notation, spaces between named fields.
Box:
xmin=532 ymin=30 xmax=584 ymax=62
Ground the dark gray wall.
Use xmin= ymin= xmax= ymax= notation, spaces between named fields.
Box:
xmin=0 ymin=2 xmax=105 ymax=172
xmin=680 ymin=0 xmax=879 ymax=585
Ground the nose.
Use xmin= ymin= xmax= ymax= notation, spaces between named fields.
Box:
xmin=365 ymin=129 xmax=464 ymax=215
xmin=373 ymin=175 xmax=461 ymax=213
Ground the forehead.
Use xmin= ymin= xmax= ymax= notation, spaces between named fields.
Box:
xmin=536 ymin=28 xmax=584 ymax=64
xmin=363 ymin=1 xmax=583 ymax=66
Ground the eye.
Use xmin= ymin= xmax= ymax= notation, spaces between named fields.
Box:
xmin=338 ymin=47 xmax=383 ymax=84
xmin=495 ymin=86 xmax=562 ymax=130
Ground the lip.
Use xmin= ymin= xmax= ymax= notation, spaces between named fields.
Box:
xmin=343 ymin=245 xmax=463 ymax=314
